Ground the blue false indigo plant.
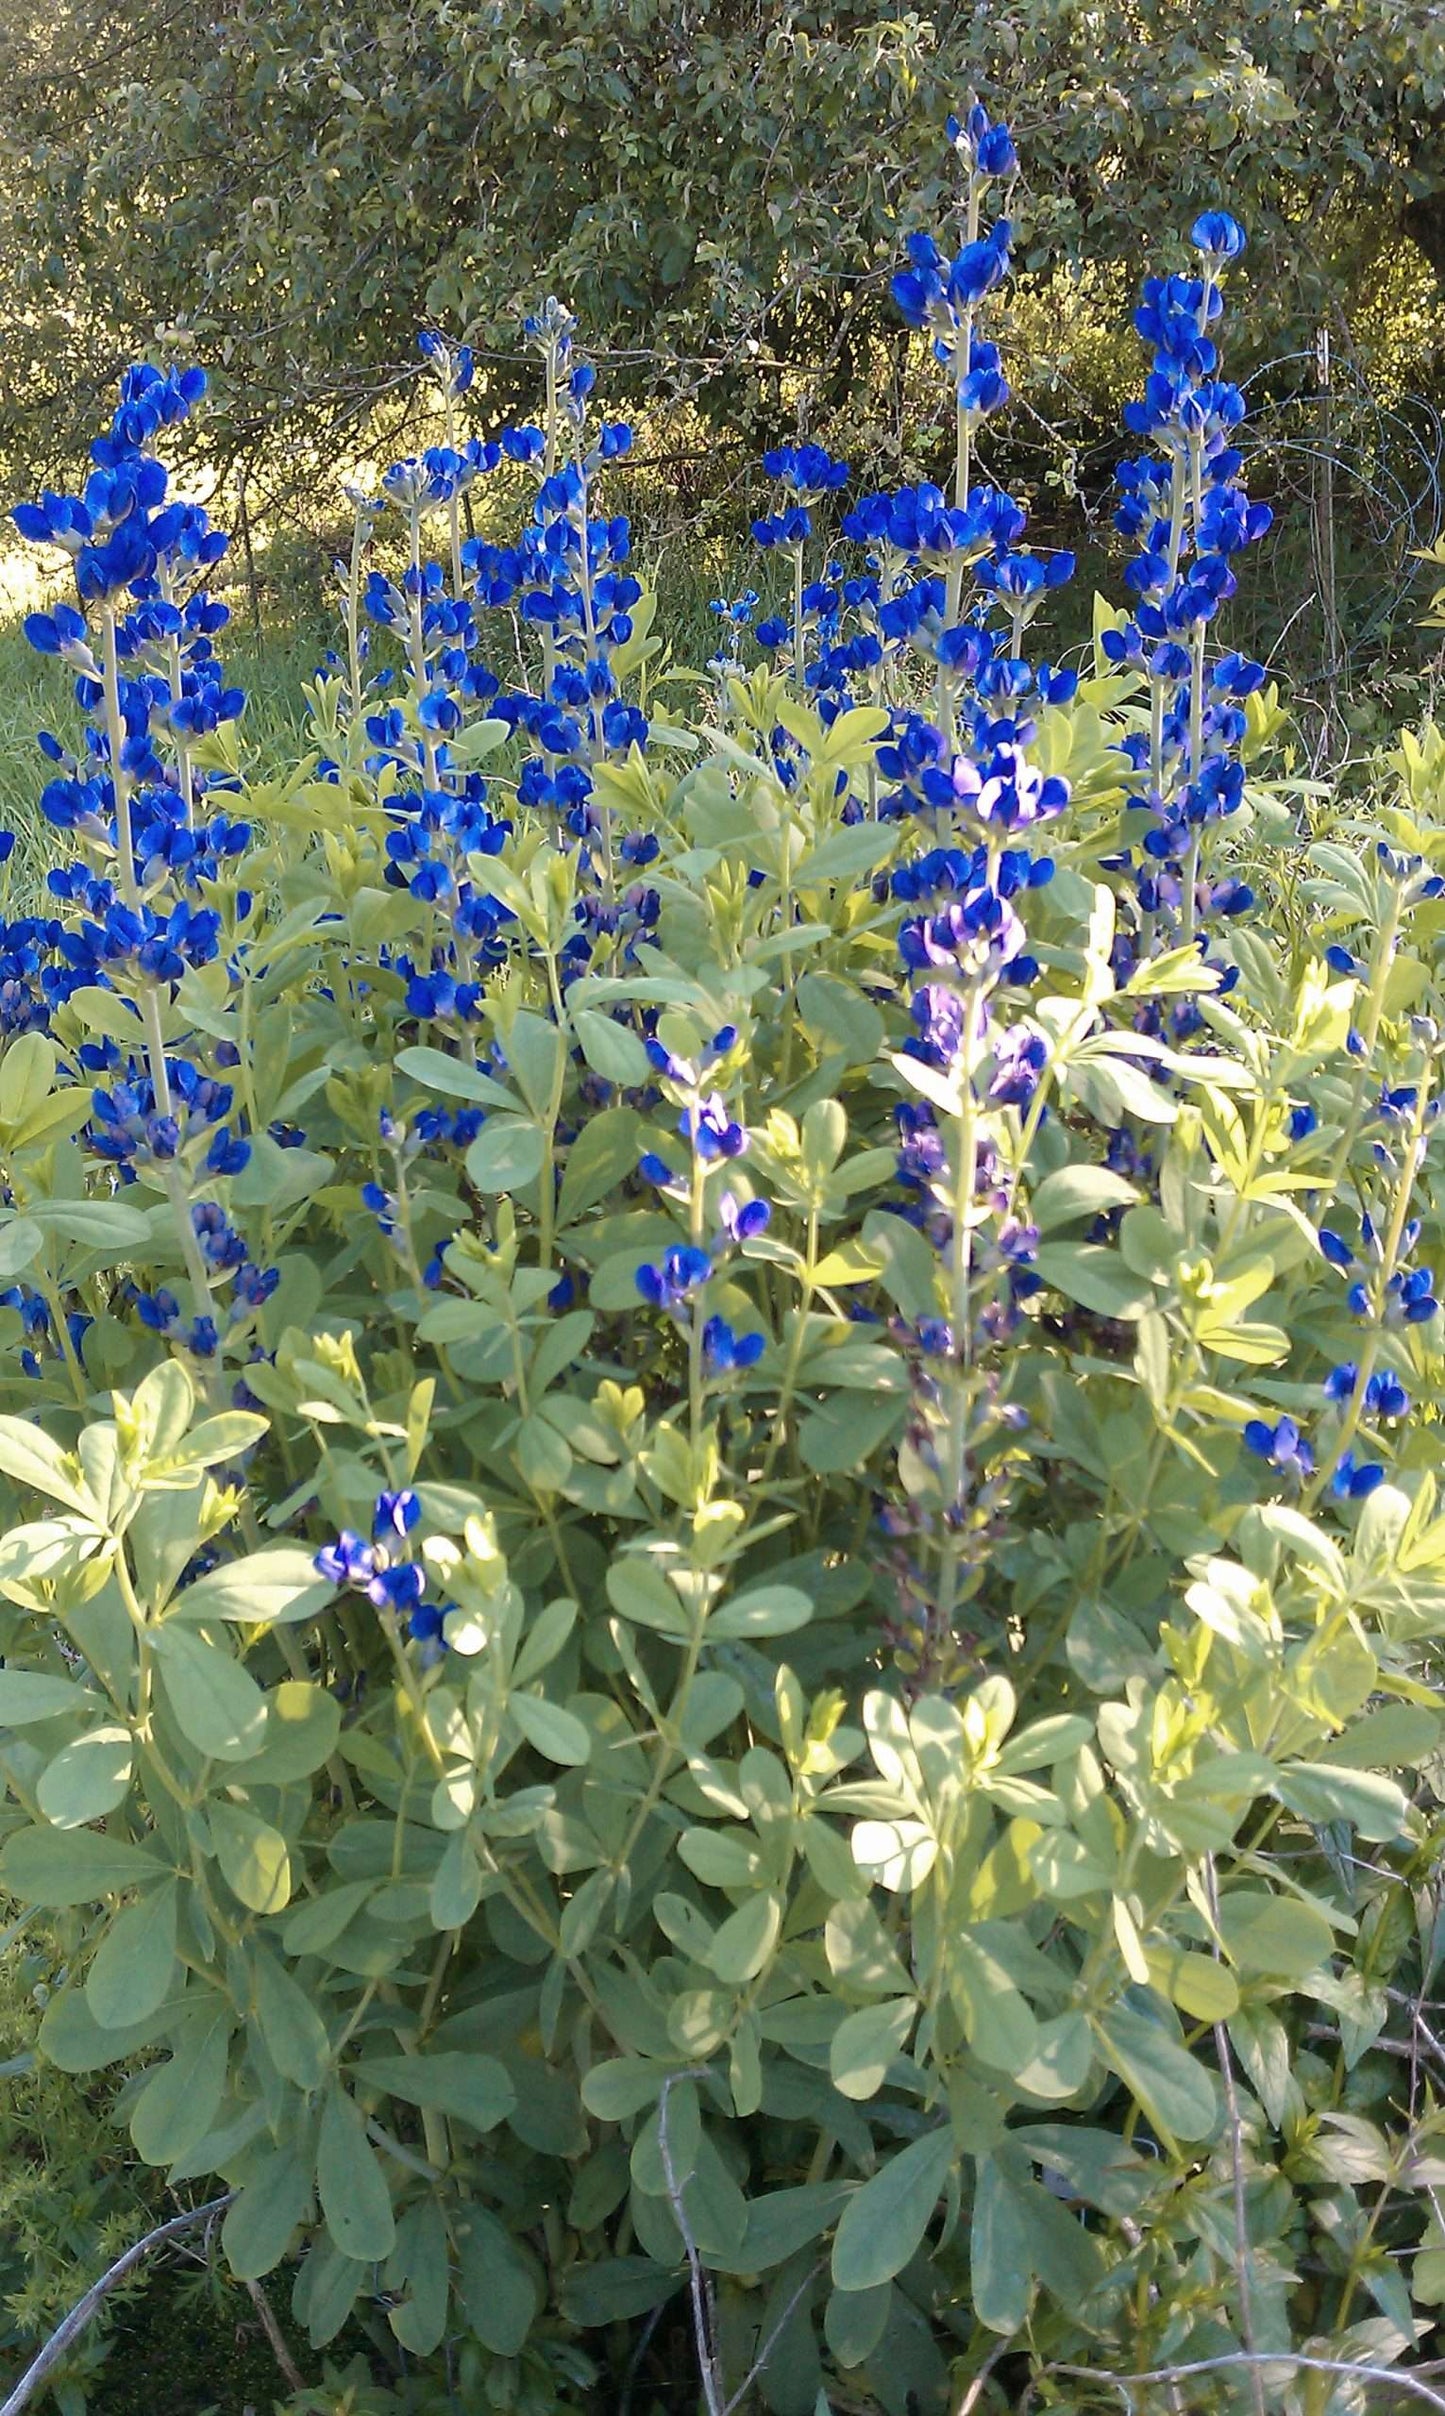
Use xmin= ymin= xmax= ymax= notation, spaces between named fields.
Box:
xmin=2 ymin=104 xmax=1445 ymax=2416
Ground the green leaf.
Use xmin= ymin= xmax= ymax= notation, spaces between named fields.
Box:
xmin=606 ymin=1557 xmax=691 ymax=1639
xmin=0 ymin=1668 xmax=88 ymax=1723
xmin=455 ymin=2206 xmax=540 ymax=2354
xmin=707 ymin=1892 xmax=782 ymax=1984
xmin=281 ymin=1879 xmax=376 ymax=1957
xmin=86 ymin=1880 xmax=179 ymax=2030
xmin=798 ymin=1390 xmax=905 ymax=1474
xmin=830 ymin=2125 xmax=955 ymax=2291
xmin=0 ymin=1218 xmax=44 ymax=1283
xmin=430 ymin=1832 xmax=483 ymax=1930
xmin=571 ymin=1008 xmax=653 ymax=1088
xmin=154 ymin=1410 xmax=270 ymax=1473
xmin=1030 ymin=1164 xmax=1140 ymax=1234
xmin=318 ymin=2086 xmax=395 ymax=2262
xmin=36 ymin=1724 xmax=134 ymax=1827
xmin=709 ymin=1583 xmax=813 ymax=1640
xmin=465 ymin=1117 xmax=545 ymax=1193
xmin=557 ymin=2258 xmax=680 ymax=2328
xmin=1148 ymin=1947 xmax=1240 ymax=2024
xmin=254 ymin=1951 xmax=331 ymax=2090
xmin=296 ymin=2235 xmax=366 ymax=2350
xmin=353 ymin=2051 xmax=516 ymax=2133
xmin=796 ymin=971 xmax=885 ymax=1062
xmin=1095 ymin=2004 xmax=1217 ymax=2143
xmin=950 ymin=1935 xmax=1039 ymax=2076
xmin=240 ymin=1680 xmax=342 ymax=1785
xmin=506 ymin=1011 xmax=567 ymax=1116
xmin=27 ymin=1200 xmax=156 ymax=1248
xmin=130 ymin=2008 xmax=231 ymax=2166
xmin=1272 ymin=1761 xmax=1408 ymax=1842
xmin=970 ymin=2156 xmax=1034 ymax=2335
xmin=209 ymin=1801 xmax=292 ymax=1914
xmin=395 ymin=1045 xmax=520 ymax=1109
xmin=40 ymin=1985 xmax=178 ymax=2073
xmin=580 ymin=2058 xmax=666 ymax=2122
xmin=631 ymin=2078 xmax=700 ymax=2197
xmin=0 ymin=1420 xmax=93 ymax=1513
xmin=510 ymin=1693 xmax=592 ymax=1765
xmin=1317 ymin=1703 xmax=1442 ymax=1768
xmin=824 ymin=2281 xmax=893 ymax=2369
xmin=812 ymin=1239 xmax=885 ymax=1287
xmin=829 ymin=1998 xmax=915 ymax=2100
xmin=557 ymin=1107 xmax=642 ymax=1226
xmin=223 ymin=2144 xmax=314 ymax=2280
xmin=153 ymin=1625 xmax=268 ymax=1761
xmin=0 ymin=1824 xmax=166 ymax=1906
xmin=1032 ymin=1242 xmax=1154 ymax=1321
xmin=386 ymin=2199 xmax=451 ymax=2355
xmin=1219 ymin=1890 xmax=1335 ymax=1980
xmin=172 ymin=1545 xmax=333 ymax=1625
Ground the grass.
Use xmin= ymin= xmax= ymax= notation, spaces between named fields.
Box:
xmin=0 ymin=615 xmax=324 ymax=913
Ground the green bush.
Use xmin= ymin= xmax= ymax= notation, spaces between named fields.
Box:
xmin=4 ymin=122 xmax=1445 ymax=2416
xmin=5 ymin=0 xmax=1445 ymax=476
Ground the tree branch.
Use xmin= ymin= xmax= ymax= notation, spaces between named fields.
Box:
xmin=0 ymin=2194 xmax=235 ymax=2416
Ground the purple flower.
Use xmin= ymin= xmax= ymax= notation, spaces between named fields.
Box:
xmin=989 ymin=1027 xmax=1048 ymax=1108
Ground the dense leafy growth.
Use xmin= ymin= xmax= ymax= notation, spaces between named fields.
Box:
xmin=3 ymin=0 xmax=1445 ymax=470
xmin=5 ymin=101 xmax=1445 ymax=2416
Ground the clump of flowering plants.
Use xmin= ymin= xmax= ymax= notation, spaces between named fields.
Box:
xmin=4 ymin=114 xmax=1445 ymax=2416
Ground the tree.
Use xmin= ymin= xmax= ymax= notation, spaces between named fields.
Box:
xmin=1 ymin=0 xmax=1443 ymax=479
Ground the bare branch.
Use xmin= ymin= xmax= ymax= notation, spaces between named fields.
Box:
xmin=0 ymin=2194 xmax=235 ymax=2416
xmin=1052 ymin=2350 xmax=1445 ymax=2414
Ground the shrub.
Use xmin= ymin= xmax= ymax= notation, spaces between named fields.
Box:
xmin=2 ymin=109 xmax=1445 ymax=2416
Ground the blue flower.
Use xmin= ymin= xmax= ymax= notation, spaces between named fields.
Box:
xmin=681 ymin=1094 xmax=748 ymax=1160
xmin=1243 ymin=1416 xmax=1314 ymax=1482
xmin=636 ymin=1245 xmax=712 ymax=1309
xmin=374 ymin=1489 xmax=422 ymax=1541
xmin=368 ymin=1562 xmax=426 ymax=1616
xmin=1331 ymin=1453 xmax=1387 ymax=1500
xmin=1365 ymin=1370 xmax=1410 ymax=1420
xmin=315 ymin=1530 xmax=378 ymax=1586
xmin=703 ymin=1316 xmax=765 ymax=1373
xmin=1191 ymin=213 xmax=1247 ymax=263
xmin=717 ymin=1193 xmax=771 ymax=1243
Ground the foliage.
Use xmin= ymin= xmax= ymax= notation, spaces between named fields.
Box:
xmin=3 ymin=1 xmax=1445 ymax=475
xmin=5 ymin=110 xmax=1445 ymax=2416
xmin=0 ymin=1914 xmax=162 ymax=2414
